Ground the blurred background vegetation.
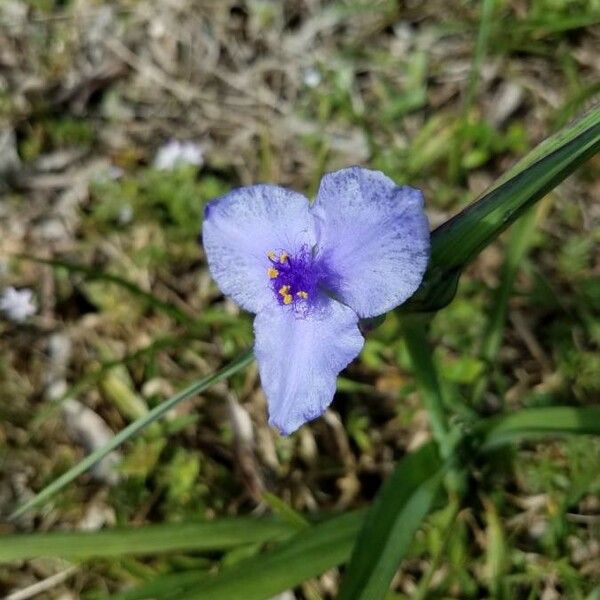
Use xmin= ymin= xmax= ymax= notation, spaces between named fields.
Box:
xmin=0 ymin=0 xmax=599 ymax=598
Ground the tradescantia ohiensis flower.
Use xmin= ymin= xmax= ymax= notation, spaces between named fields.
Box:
xmin=202 ymin=167 xmax=430 ymax=434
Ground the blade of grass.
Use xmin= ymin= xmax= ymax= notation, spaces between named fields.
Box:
xmin=172 ymin=511 xmax=365 ymax=600
xmin=413 ymin=499 xmax=461 ymax=600
xmin=472 ymin=204 xmax=541 ymax=405
xmin=464 ymin=0 xmax=495 ymax=112
xmin=482 ymin=496 xmax=508 ymax=597
xmin=337 ymin=442 xmax=446 ymax=600
xmin=261 ymin=492 xmax=311 ymax=531
xmin=15 ymin=254 xmax=198 ymax=328
xmin=33 ymin=332 xmax=198 ymax=425
xmin=478 ymin=406 xmax=600 ymax=450
xmin=109 ymin=571 xmax=209 ymax=600
xmin=0 ymin=519 xmax=295 ymax=563
xmin=401 ymin=316 xmax=451 ymax=456
xmin=449 ymin=0 xmax=495 ymax=180
xmin=9 ymin=349 xmax=254 ymax=520
xmin=406 ymin=105 xmax=600 ymax=312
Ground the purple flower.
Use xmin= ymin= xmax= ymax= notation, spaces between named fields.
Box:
xmin=202 ymin=167 xmax=430 ymax=434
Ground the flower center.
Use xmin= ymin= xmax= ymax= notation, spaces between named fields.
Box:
xmin=265 ymin=245 xmax=334 ymax=310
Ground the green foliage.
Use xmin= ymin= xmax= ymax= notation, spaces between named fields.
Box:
xmin=338 ymin=443 xmax=446 ymax=600
xmin=0 ymin=519 xmax=297 ymax=563
xmin=3 ymin=2 xmax=599 ymax=598
xmin=90 ymin=170 xmax=229 ymax=265
xmin=172 ymin=512 xmax=364 ymax=600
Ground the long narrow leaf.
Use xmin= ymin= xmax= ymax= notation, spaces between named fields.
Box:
xmin=172 ymin=511 xmax=365 ymax=600
xmin=33 ymin=332 xmax=198 ymax=425
xmin=0 ymin=519 xmax=294 ymax=563
xmin=9 ymin=349 xmax=254 ymax=520
xmin=472 ymin=205 xmax=541 ymax=404
xmin=110 ymin=571 xmax=209 ymax=600
xmin=479 ymin=406 xmax=600 ymax=449
xmin=402 ymin=317 xmax=450 ymax=455
xmin=338 ymin=442 xmax=446 ymax=600
xmin=406 ymin=105 xmax=600 ymax=311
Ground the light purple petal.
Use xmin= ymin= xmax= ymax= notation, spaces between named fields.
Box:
xmin=254 ymin=299 xmax=364 ymax=435
xmin=202 ymin=185 xmax=315 ymax=313
xmin=311 ymin=166 xmax=430 ymax=318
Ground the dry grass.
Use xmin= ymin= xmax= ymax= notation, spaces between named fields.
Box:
xmin=1 ymin=0 xmax=599 ymax=598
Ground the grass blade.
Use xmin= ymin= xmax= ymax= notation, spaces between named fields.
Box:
xmin=33 ymin=332 xmax=198 ymax=425
xmin=9 ymin=349 xmax=254 ymax=520
xmin=0 ymin=519 xmax=294 ymax=563
xmin=406 ymin=105 xmax=600 ymax=311
xmin=110 ymin=571 xmax=209 ymax=600
xmin=402 ymin=317 xmax=450 ymax=456
xmin=449 ymin=0 xmax=495 ymax=180
xmin=337 ymin=442 xmax=446 ymax=600
xmin=171 ymin=511 xmax=365 ymax=600
xmin=16 ymin=254 xmax=197 ymax=327
xmin=479 ymin=406 xmax=600 ymax=449
xmin=472 ymin=204 xmax=541 ymax=404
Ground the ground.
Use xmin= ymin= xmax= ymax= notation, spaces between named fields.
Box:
xmin=0 ymin=1 xmax=599 ymax=598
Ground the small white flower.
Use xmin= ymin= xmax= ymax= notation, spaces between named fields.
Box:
xmin=105 ymin=165 xmax=124 ymax=180
xmin=0 ymin=287 xmax=37 ymax=322
xmin=94 ymin=164 xmax=124 ymax=184
xmin=154 ymin=140 xmax=204 ymax=171
xmin=303 ymin=67 xmax=322 ymax=88
xmin=118 ymin=204 xmax=133 ymax=225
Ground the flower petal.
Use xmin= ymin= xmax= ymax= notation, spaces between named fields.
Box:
xmin=311 ymin=166 xmax=430 ymax=318
xmin=202 ymin=185 xmax=315 ymax=313
xmin=254 ymin=299 xmax=364 ymax=435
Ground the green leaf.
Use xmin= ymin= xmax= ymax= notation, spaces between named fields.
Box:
xmin=110 ymin=571 xmax=209 ymax=600
xmin=261 ymin=492 xmax=311 ymax=531
xmin=401 ymin=317 xmax=451 ymax=456
xmin=0 ymin=519 xmax=295 ymax=563
xmin=170 ymin=511 xmax=365 ymax=600
xmin=479 ymin=406 xmax=600 ymax=449
xmin=9 ymin=349 xmax=254 ymax=520
xmin=406 ymin=105 xmax=600 ymax=311
xmin=337 ymin=442 xmax=446 ymax=600
xmin=472 ymin=204 xmax=541 ymax=404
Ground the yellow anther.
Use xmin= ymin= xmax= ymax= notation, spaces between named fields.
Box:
xmin=278 ymin=285 xmax=290 ymax=296
xmin=279 ymin=252 xmax=288 ymax=263
xmin=283 ymin=294 xmax=293 ymax=305
xmin=296 ymin=290 xmax=309 ymax=299
xmin=267 ymin=267 xmax=279 ymax=279
xmin=266 ymin=250 xmax=277 ymax=260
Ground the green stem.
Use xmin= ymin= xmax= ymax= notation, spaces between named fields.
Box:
xmin=449 ymin=0 xmax=495 ymax=182
xmin=464 ymin=0 xmax=495 ymax=115
xmin=413 ymin=499 xmax=461 ymax=600
xmin=402 ymin=315 xmax=451 ymax=457
xmin=9 ymin=349 xmax=255 ymax=520
xmin=472 ymin=206 xmax=539 ymax=405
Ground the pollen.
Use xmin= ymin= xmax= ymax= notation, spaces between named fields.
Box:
xmin=266 ymin=250 xmax=277 ymax=261
xmin=296 ymin=290 xmax=309 ymax=299
xmin=267 ymin=267 xmax=279 ymax=279
xmin=278 ymin=285 xmax=290 ymax=296
xmin=279 ymin=252 xmax=289 ymax=263
xmin=283 ymin=294 xmax=293 ymax=305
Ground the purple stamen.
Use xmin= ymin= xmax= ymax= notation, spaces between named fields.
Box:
xmin=266 ymin=245 xmax=338 ymax=313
